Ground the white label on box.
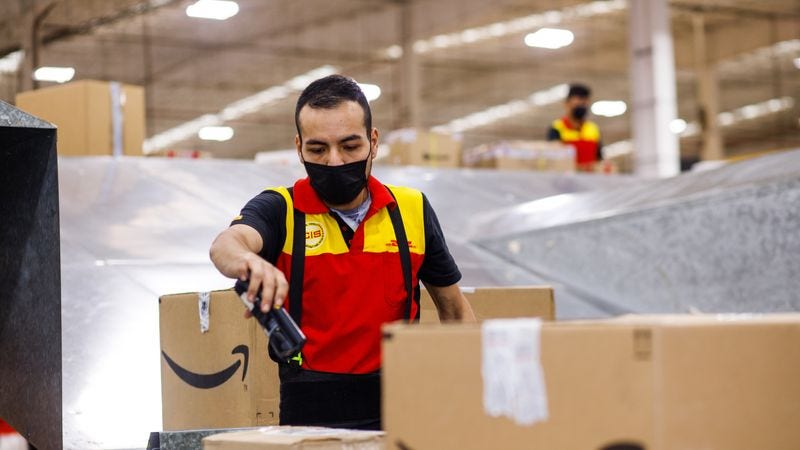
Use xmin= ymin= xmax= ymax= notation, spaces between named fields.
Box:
xmin=481 ymin=318 xmax=548 ymax=426
xmin=198 ymin=291 xmax=211 ymax=333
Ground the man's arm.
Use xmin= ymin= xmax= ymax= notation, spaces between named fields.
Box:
xmin=423 ymin=282 xmax=476 ymax=322
xmin=209 ymin=224 xmax=288 ymax=312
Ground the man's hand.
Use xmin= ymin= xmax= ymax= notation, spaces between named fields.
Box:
xmin=210 ymin=224 xmax=289 ymax=314
xmin=238 ymin=252 xmax=289 ymax=313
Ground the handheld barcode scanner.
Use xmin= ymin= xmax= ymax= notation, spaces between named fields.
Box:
xmin=234 ymin=279 xmax=306 ymax=359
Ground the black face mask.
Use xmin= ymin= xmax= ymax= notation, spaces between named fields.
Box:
xmin=572 ymin=105 xmax=588 ymax=120
xmin=303 ymin=151 xmax=370 ymax=206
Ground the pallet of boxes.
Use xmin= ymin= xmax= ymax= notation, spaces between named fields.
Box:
xmin=382 ymin=128 xmax=462 ymax=168
xmin=15 ymin=79 xmax=145 ymax=157
xmin=463 ymin=140 xmax=575 ymax=172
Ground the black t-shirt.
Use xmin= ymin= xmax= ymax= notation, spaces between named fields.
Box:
xmin=231 ymin=189 xmax=461 ymax=287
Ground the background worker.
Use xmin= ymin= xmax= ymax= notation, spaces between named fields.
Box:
xmin=547 ymin=83 xmax=603 ymax=171
xmin=209 ymin=74 xmax=476 ymax=430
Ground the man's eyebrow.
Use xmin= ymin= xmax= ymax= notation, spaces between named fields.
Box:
xmin=339 ymin=134 xmax=363 ymax=144
xmin=304 ymin=135 xmax=362 ymax=146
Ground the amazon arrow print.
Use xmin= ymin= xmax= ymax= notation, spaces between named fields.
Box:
xmin=162 ymin=344 xmax=249 ymax=389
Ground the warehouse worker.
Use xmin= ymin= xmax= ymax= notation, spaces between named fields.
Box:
xmin=547 ymin=83 xmax=603 ymax=171
xmin=209 ymin=74 xmax=476 ymax=430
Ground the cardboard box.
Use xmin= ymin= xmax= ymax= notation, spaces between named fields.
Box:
xmin=160 ymin=289 xmax=280 ymax=430
xmin=464 ymin=141 xmax=575 ymax=172
xmin=383 ymin=314 xmax=800 ymax=450
xmin=385 ymin=128 xmax=461 ymax=167
xmin=419 ymin=286 xmax=554 ymax=324
xmin=203 ymin=427 xmax=384 ymax=450
xmin=15 ymin=79 xmax=145 ymax=156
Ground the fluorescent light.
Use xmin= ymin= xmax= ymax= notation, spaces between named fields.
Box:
xmin=144 ymin=65 xmax=338 ymax=153
xmin=669 ymin=118 xmax=687 ymax=134
xmin=718 ymin=39 xmax=800 ymax=75
xmin=198 ymin=126 xmax=234 ymax=141
xmin=358 ymin=83 xmax=381 ymax=102
xmin=524 ymin=28 xmax=574 ymax=49
xmin=432 ymin=84 xmax=568 ymax=134
xmin=399 ymin=0 xmax=626 ymax=57
xmin=186 ymin=0 xmax=239 ymax=20
xmin=669 ymin=96 xmax=795 ymax=139
xmin=0 ymin=50 xmax=23 ymax=73
xmin=591 ymin=100 xmax=627 ymax=117
xmin=33 ymin=66 xmax=75 ymax=83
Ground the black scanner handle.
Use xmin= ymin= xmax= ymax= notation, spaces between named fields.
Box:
xmin=233 ymin=279 xmax=306 ymax=360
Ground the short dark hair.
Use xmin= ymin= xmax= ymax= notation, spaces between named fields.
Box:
xmin=294 ymin=74 xmax=372 ymax=140
xmin=567 ymin=83 xmax=591 ymax=99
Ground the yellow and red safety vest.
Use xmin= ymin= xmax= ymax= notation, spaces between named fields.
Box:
xmin=269 ymin=176 xmax=425 ymax=374
xmin=551 ymin=117 xmax=601 ymax=170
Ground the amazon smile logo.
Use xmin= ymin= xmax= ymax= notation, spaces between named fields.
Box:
xmin=162 ymin=344 xmax=249 ymax=389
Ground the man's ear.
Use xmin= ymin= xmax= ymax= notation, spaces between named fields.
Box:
xmin=295 ymin=135 xmax=303 ymax=162
xmin=370 ymin=127 xmax=379 ymax=159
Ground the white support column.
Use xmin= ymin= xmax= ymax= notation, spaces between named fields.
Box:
xmin=692 ymin=14 xmax=724 ymax=161
xmin=398 ymin=0 xmax=421 ymax=129
xmin=628 ymin=0 xmax=680 ymax=177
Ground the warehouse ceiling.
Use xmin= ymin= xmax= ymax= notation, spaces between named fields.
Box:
xmin=0 ymin=0 xmax=798 ymax=160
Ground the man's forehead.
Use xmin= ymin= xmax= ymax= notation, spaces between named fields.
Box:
xmin=298 ymin=102 xmax=367 ymax=140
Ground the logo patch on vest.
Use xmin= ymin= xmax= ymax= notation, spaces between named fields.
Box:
xmin=305 ymin=222 xmax=326 ymax=249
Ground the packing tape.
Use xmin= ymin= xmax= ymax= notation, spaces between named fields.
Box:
xmin=198 ymin=291 xmax=211 ymax=333
xmin=481 ymin=318 xmax=548 ymax=426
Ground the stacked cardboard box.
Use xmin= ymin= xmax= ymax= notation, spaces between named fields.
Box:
xmin=419 ymin=286 xmax=554 ymax=323
xmin=383 ymin=314 xmax=800 ymax=449
xmin=159 ymin=289 xmax=280 ymax=430
xmin=15 ymin=79 xmax=145 ymax=156
xmin=463 ymin=140 xmax=575 ymax=172
xmin=384 ymin=128 xmax=461 ymax=168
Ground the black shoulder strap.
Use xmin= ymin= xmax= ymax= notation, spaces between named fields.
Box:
xmin=287 ymin=187 xmax=305 ymax=327
xmin=386 ymin=186 xmax=417 ymax=323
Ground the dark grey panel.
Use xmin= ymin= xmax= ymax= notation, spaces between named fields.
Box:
xmin=0 ymin=104 xmax=62 ymax=450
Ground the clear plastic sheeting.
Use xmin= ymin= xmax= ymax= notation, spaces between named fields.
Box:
xmin=58 ymin=157 xmax=632 ymax=449
xmin=474 ymin=149 xmax=800 ymax=316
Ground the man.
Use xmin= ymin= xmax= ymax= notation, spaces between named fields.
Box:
xmin=547 ymin=83 xmax=603 ymax=171
xmin=209 ymin=74 xmax=475 ymax=430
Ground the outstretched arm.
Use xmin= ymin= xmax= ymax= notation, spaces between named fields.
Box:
xmin=210 ymin=224 xmax=288 ymax=312
xmin=423 ymin=282 xmax=476 ymax=322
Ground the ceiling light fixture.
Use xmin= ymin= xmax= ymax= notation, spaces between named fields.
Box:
xmin=717 ymin=39 xmax=800 ymax=74
xmin=198 ymin=126 xmax=234 ymax=141
xmin=33 ymin=66 xmax=75 ymax=83
xmin=186 ymin=0 xmax=239 ymax=20
xmin=0 ymin=50 xmax=23 ymax=73
xmin=432 ymin=84 xmax=568 ymax=134
xmin=669 ymin=118 xmax=687 ymax=134
xmin=607 ymin=97 xmax=796 ymax=155
xmin=143 ymin=65 xmax=338 ymax=153
xmin=383 ymin=0 xmax=626 ymax=58
xmin=358 ymin=83 xmax=381 ymax=102
xmin=524 ymin=28 xmax=574 ymax=49
xmin=591 ymin=100 xmax=627 ymax=117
